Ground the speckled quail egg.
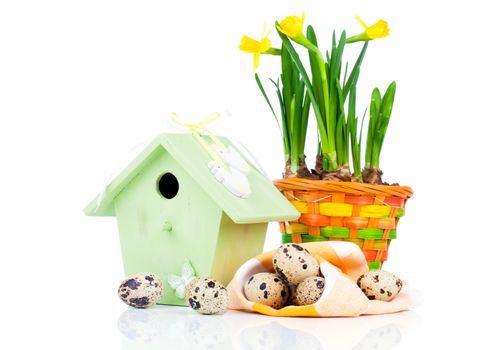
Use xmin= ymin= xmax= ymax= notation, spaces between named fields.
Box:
xmin=185 ymin=277 xmax=229 ymax=315
xmin=118 ymin=272 xmax=164 ymax=308
xmin=244 ymin=272 xmax=290 ymax=309
xmin=294 ymin=276 xmax=325 ymax=306
xmin=357 ymin=270 xmax=403 ymax=301
xmin=272 ymin=244 xmax=319 ymax=285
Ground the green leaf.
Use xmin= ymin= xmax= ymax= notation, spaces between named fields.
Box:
xmin=290 ymin=94 xmax=297 ymax=165
xmin=281 ymin=43 xmax=293 ymax=132
xmin=291 ymin=77 xmax=305 ymax=160
xmin=366 ymin=87 xmax=381 ymax=167
xmin=370 ymin=87 xmax=382 ymax=120
xmin=335 ymin=111 xmax=345 ymax=165
xmin=360 ymin=107 xmax=368 ymax=149
xmin=380 ymin=81 xmax=396 ymax=124
xmin=335 ymin=79 xmax=345 ymax=116
xmin=327 ymin=32 xmax=346 ymax=158
xmin=328 ymin=82 xmax=337 ymax=143
xmin=255 ymin=73 xmax=280 ymax=132
xmin=343 ymin=42 xmax=368 ymax=102
xmin=334 ymin=79 xmax=347 ymax=165
xmin=333 ymin=30 xmax=346 ymax=82
xmin=330 ymin=30 xmax=337 ymax=79
xmin=270 ymin=78 xmax=290 ymax=157
xmin=347 ymin=83 xmax=360 ymax=177
xmin=374 ymin=81 xmax=397 ymax=165
xmin=307 ymin=25 xmax=325 ymax=120
xmin=343 ymin=61 xmax=349 ymax=88
xmin=299 ymin=89 xmax=310 ymax=155
xmin=276 ymin=22 xmax=330 ymax=154
xmin=259 ymin=76 xmax=289 ymax=160
xmin=331 ymin=30 xmax=337 ymax=57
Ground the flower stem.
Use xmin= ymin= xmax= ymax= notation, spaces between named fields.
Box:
xmin=265 ymin=48 xmax=282 ymax=55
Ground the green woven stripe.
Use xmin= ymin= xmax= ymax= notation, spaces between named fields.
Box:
xmin=301 ymin=235 xmax=328 ymax=242
xmin=319 ymin=227 xmax=396 ymax=240
xmin=357 ymin=228 xmax=396 ymax=239
xmin=320 ymin=226 xmax=349 ymax=238
xmin=283 ymin=236 xmax=392 ymax=247
xmin=282 ymin=235 xmax=292 ymax=243
xmin=396 ymin=208 xmax=405 ymax=218
xmin=369 ymin=261 xmax=382 ymax=270
xmin=282 ymin=234 xmax=328 ymax=244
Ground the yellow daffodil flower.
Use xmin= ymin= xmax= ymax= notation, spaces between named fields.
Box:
xmin=240 ymin=26 xmax=281 ymax=71
xmin=240 ymin=35 xmax=271 ymax=71
xmin=277 ymin=13 xmax=305 ymax=40
xmin=346 ymin=16 xmax=390 ymax=43
xmin=276 ymin=12 xmax=318 ymax=52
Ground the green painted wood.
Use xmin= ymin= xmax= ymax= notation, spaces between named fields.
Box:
xmin=84 ymin=133 xmax=294 ymax=305
xmin=114 ymin=147 xmax=223 ymax=306
xmin=211 ymin=214 xmax=267 ymax=285
xmin=84 ymin=133 xmax=300 ymax=224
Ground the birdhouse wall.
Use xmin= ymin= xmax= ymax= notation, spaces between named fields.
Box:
xmin=210 ymin=214 xmax=267 ymax=285
xmin=113 ymin=147 xmax=223 ymax=305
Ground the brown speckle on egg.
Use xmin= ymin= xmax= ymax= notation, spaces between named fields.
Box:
xmin=291 ymin=244 xmax=304 ymax=251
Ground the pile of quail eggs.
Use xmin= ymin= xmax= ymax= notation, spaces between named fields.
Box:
xmin=244 ymin=243 xmax=404 ymax=309
xmin=244 ymin=243 xmax=325 ymax=308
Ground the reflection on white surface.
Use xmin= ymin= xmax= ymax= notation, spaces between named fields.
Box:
xmin=237 ymin=322 xmax=323 ymax=349
xmin=351 ymin=324 xmax=401 ymax=350
xmin=118 ymin=306 xmax=421 ymax=350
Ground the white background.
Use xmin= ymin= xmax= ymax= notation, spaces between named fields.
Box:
xmin=1 ymin=0 xmax=499 ymax=349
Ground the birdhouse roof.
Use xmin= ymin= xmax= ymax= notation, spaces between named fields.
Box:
xmin=84 ymin=133 xmax=299 ymax=224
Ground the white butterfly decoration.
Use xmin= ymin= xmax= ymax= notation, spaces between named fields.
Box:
xmin=208 ymin=161 xmax=251 ymax=198
xmin=166 ymin=259 xmax=196 ymax=299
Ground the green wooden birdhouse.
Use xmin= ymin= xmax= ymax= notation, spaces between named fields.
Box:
xmin=84 ymin=133 xmax=299 ymax=306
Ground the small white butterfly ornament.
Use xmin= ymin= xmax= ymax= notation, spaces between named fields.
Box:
xmin=166 ymin=259 xmax=196 ymax=299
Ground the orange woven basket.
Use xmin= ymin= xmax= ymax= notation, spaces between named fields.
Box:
xmin=273 ymin=178 xmax=413 ymax=270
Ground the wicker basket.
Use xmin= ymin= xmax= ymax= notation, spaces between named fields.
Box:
xmin=273 ymin=178 xmax=413 ymax=270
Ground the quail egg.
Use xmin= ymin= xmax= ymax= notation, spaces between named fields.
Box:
xmin=185 ymin=277 xmax=229 ymax=315
xmin=294 ymin=276 xmax=325 ymax=306
xmin=273 ymin=244 xmax=319 ymax=285
xmin=118 ymin=272 xmax=164 ymax=308
xmin=357 ymin=270 xmax=403 ymax=301
xmin=244 ymin=272 xmax=290 ymax=309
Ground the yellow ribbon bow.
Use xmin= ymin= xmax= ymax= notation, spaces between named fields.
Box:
xmin=170 ymin=112 xmax=228 ymax=169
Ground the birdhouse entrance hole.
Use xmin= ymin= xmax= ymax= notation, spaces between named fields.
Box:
xmin=158 ymin=172 xmax=179 ymax=199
